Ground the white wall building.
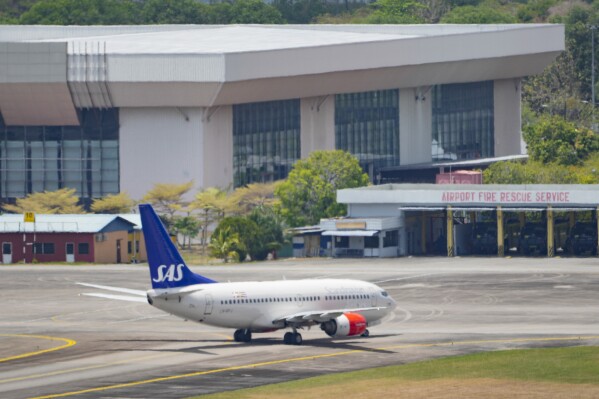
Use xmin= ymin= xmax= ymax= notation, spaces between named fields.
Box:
xmin=0 ymin=24 xmax=563 ymax=204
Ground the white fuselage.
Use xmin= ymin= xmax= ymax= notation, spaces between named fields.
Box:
xmin=148 ymin=279 xmax=396 ymax=332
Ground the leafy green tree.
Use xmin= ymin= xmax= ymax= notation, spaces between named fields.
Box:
xmin=247 ymin=205 xmax=286 ymax=261
xmin=440 ymin=5 xmax=517 ymax=23
xmin=212 ymin=216 xmax=260 ymax=261
xmin=483 ymin=160 xmax=579 ymax=184
xmin=417 ymin=0 xmax=449 ymax=23
xmin=366 ymin=0 xmax=425 ymax=23
xmin=516 ymin=0 xmax=556 ymax=23
xmin=273 ymin=0 xmax=331 ymax=24
xmin=229 ymin=182 xmax=278 ymax=216
xmin=142 ymin=181 xmax=193 ymax=221
xmin=275 ymin=150 xmax=370 ymax=227
xmin=173 ymin=215 xmax=201 ymax=249
xmin=209 ymin=227 xmax=241 ymax=263
xmin=20 ymin=0 xmax=141 ymax=25
xmin=522 ymin=51 xmax=587 ymax=123
xmin=141 ymin=0 xmax=208 ymax=24
xmin=551 ymin=6 xmax=599 ymax=105
xmin=523 ymin=115 xmax=599 ymax=166
xmin=91 ymin=192 xmax=135 ymax=214
xmin=209 ymin=0 xmax=284 ymax=24
xmin=3 ymin=188 xmax=85 ymax=214
xmin=0 ymin=0 xmax=37 ymax=22
xmin=191 ymin=187 xmax=232 ymax=255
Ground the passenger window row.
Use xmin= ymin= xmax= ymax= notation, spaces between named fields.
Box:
xmin=219 ymin=294 xmax=370 ymax=305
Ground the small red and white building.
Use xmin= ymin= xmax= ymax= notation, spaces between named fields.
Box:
xmin=0 ymin=214 xmax=146 ymax=264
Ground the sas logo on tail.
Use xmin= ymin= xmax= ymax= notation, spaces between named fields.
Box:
xmin=153 ymin=264 xmax=185 ymax=283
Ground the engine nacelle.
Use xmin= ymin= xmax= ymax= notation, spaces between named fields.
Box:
xmin=321 ymin=313 xmax=367 ymax=337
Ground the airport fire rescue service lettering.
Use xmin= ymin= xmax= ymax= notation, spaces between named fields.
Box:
xmin=441 ymin=191 xmax=571 ymax=204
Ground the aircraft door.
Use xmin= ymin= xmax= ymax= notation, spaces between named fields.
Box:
xmin=66 ymin=243 xmax=74 ymax=263
xmin=204 ymin=294 xmax=213 ymax=315
xmin=2 ymin=242 xmax=12 ymax=264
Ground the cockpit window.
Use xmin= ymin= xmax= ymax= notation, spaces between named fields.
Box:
xmin=381 ymin=291 xmax=388 ymax=297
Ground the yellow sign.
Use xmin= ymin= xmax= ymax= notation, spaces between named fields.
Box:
xmin=336 ymin=221 xmax=366 ymax=230
xmin=24 ymin=212 xmax=35 ymax=223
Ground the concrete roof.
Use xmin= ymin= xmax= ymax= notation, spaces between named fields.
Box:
xmin=338 ymin=184 xmax=599 ymax=208
xmin=0 ymin=214 xmax=138 ymax=233
xmin=0 ymin=24 xmax=564 ymax=125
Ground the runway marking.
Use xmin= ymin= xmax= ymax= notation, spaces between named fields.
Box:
xmin=374 ymin=274 xmax=433 ymax=284
xmin=0 ymin=353 xmax=166 ymax=384
xmin=0 ymin=335 xmax=76 ymax=363
xmin=27 ymin=335 xmax=599 ymax=399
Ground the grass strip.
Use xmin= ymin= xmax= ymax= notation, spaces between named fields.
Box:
xmin=189 ymin=346 xmax=599 ymax=399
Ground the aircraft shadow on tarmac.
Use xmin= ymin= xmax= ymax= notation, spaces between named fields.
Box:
xmin=103 ymin=335 xmax=400 ymax=355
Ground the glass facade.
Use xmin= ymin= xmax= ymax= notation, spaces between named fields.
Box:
xmin=233 ymin=99 xmax=300 ymax=187
xmin=335 ymin=90 xmax=400 ymax=180
xmin=432 ymin=81 xmax=494 ymax=161
xmin=0 ymin=109 xmax=119 ymax=203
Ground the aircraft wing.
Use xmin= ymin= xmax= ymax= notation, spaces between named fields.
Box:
xmin=81 ymin=292 xmax=147 ymax=303
xmin=76 ymin=282 xmax=146 ymax=296
xmin=273 ymin=307 xmax=387 ymax=325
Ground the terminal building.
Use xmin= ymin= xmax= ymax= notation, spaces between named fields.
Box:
xmin=0 ymin=24 xmax=564 ymax=204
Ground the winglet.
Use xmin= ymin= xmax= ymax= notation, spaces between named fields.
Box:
xmin=139 ymin=204 xmax=216 ymax=289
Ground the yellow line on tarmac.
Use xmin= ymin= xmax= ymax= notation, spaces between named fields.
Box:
xmin=0 ymin=353 xmax=168 ymax=384
xmin=0 ymin=335 xmax=76 ymax=364
xmin=27 ymin=335 xmax=599 ymax=399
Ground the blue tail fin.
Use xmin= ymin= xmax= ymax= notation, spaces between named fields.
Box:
xmin=139 ymin=204 xmax=216 ymax=289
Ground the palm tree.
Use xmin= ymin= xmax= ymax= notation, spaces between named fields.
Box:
xmin=208 ymin=227 xmax=241 ymax=263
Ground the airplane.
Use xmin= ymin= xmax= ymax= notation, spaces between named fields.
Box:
xmin=79 ymin=204 xmax=397 ymax=345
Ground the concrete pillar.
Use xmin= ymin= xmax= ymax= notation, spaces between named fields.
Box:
xmin=547 ymin=206 xmax=554 ymax=257
xmin=300 ymin=96 xmax=335 ymax=158
xmin=497 ymin=206 xmax=504 ymax=257
xmin=421 ymin=212 xmax=427 ymax=255
xmin=494 ymin=79 xmax=523 ymax=156
xmin=398 ymin=212 xmax=407 ymax=256
xmin=596 ymin=207 xmax=599 ymax=257
xmin=446 ymin=206 xmax=454 ymax=257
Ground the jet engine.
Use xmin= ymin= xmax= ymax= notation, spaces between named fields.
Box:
xmin=321 ymin=313 xmax=367 ymax=337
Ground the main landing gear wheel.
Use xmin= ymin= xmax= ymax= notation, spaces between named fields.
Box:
xmin=234 ymin=329 xmax=252 ymax=343
xmin=361 ymin=329 xmax=370 ymax=338
xmin=283 ymin=332 xmax=302 ymax=345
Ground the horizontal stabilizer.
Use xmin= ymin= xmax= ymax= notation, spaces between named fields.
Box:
xmin=81 ymin=293 xmax=147 ymax=303
xmin=76 ymin=282 xmax=146 ymax=296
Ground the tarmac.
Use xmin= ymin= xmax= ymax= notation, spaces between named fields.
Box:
xmin=1 ymin=256 xmax=599 ymax=399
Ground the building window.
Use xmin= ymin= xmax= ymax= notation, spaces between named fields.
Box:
xmin=233 ymin=99 xmax=300 ymax=187
xmin=335 ymin=90 xmax=400 ymax=181
xmin=33 ymin=242 xmax=55 ymax=254
xmin=0 ymin=109 xmax=119 ymax=204
xmin=335 ymin=236 xmax=349 ymax=248
xmin=383 ymin=230 xmax=399 ymax=248
xmin=432 ymin=81 xmax=494 ymax=161
xmin=364 ymin=235 xmax=379 ymax=248
xmin=128 ymin=241 xmax=132 ymax=254
xmin=78 ymin=243 xmax=90 ymax=255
